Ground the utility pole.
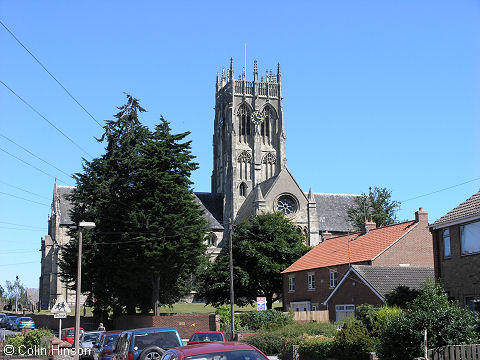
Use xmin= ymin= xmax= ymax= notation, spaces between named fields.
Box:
xmin=15 ymin=275 xmax=19 ymax=313
xmin=228 ymin=218 xmax=235 ymax=341
xmin=74 ymin=222 xmax=95 ymax=360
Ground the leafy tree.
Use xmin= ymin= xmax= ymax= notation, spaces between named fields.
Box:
xmin=197 ymin=212 xmax=310 ymax=309
xmin=347 ymin=186 xmax=399 ymax=230
xmin=5 ymin=277 xmax=28 ymax=309
xmin=378 ymin=282 xmax=478 ymax=360
xmin=59 ymin=94 xmax=208 ymax=317
xmin=384 ymin=285 xmax=420 ymax=309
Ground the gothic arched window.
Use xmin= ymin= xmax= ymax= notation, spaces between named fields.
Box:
xmin=262 ymin=152 xmax=276 ymax=180
xmin=238 ymin=151 xmax=252 ymax=180
xmin=238 ymin=103 xmax=251 ymax=143
xmin=239 ymin=182 xmax=247 ymax=197
xmin=208 ymin=233 xmax=217 ymax=247
xmin=261 ymin=105 xmax=277 ymax=145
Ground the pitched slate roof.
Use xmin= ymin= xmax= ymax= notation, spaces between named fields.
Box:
xmin=431 ymin=191 xmax=480 ymax=228
xmin=311 ymin=193 xmax=360 ymax=232
xmin=351 ymin=265 xmax=434 ymax=297
xmin=282 ymin=220 xmax=417 ymax=273
xmin=56 ymin=186 xmax=75 ymax=225
xmin=193 ymin=193 xmax=224 ymax=230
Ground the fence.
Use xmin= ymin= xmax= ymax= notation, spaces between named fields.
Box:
xmin=291 ymin=310 xmax=329 ymax=323
xmin=428 ymin=344 xmax=480 ymax=360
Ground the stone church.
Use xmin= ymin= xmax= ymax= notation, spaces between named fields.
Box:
xmin=39 ymin=59 xmax=359 ymax=309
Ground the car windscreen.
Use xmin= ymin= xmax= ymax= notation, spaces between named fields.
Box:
xmin=190 ymin=333 xmax=223 ymax=342
xmin=105 ymin=334 xmax=119 ymax=346
xmin=185 ymin=350 xmax=267 ymax=360
xmin=133 ymin=331 xmax=180 ymax=350
xmin=83 ymin=333 xmax=100 ymax=342
xmin=67 ymin=329 xmax=75 ymax=336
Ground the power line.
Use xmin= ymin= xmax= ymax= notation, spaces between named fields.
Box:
xmin=0 ymin=145 xmax=69 ymax=184
xmin=0 ymin=226 xmax=44 ymax=231
xmin=0 ymin=19 xmax=103 ymax=129
xmin=0 ymin=79 xmax=93 ymax=158
xmin=0 ymin=261 xmax=38 ymax=267
xmin=0 ymin=190 xmax=49 ymax=207
xmin=0 ymin=132 xmax=72 ymax=178
xmin=0 ymin=180 xmax=50 ymax=200
xmin=0 ymin=221 xmax=44 ymax=229
xmin=400 ymin=177 xmax=480 ymax=203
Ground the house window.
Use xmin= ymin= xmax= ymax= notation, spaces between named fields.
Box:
xmin=308 ymin=272 xmax=315 ymax=290
xmin=288 ymin=276 xmax=295 ymax=292
xmin=465 ymin=296 xmax=480 ymax=313
xmin=335 ymin=304 xmax=355 ymax=321
xmin=443 ymin=228 xmax=451 ymax=257
xmin=329 ymin=271 xmax=338 ymax=288
xmin=311 ymin=305 xmax=318 ymax=311
xmin=461 ymin=221 xmax=480 ymax=255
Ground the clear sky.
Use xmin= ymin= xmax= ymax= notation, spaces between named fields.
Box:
xmin=1 ymin=0 xmax=479 ymax=289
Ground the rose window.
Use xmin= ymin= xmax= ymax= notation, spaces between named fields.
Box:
xmin=277 ymin=195 xmax=297 ymax=215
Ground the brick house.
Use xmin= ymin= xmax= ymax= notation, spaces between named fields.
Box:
xmin=323 ymin=265 xmax=434 ymax=321
xmin=429 ymin=190 xmax=480 ymax=312
xmin=281 ymin=208 xmax=433 ymax=313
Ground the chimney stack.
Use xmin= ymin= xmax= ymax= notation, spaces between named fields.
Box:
xmin=415 ymin=207 xmax=428 ymax=224
xmin=322 ymin=230 xmax=333 ymax=241
xmin=362 ymin=219 xmax=376 ymax=233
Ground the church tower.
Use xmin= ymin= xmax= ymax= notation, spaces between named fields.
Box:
xmin=211 ymin=58 xmax=286 ymax=225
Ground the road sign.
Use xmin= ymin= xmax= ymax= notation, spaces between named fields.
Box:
xmin=54 ymin=312 xmax=67 ymax=319
xmin=256 ymin=297 xmax=266 ymax=311
xmin=51 ymin=295 xmax=72 ymax=314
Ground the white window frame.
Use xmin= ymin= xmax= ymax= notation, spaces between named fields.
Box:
xmin=335 ymin=304 xmax=355 ymax=321
xmin=443 ymin=228 xmax=451 ymax=257
xmin=288 ymin=275 xmax=295 ymax=292
xmin=461 ymin=221 xmax=480 ymax=255
xmin=329 ymin=270 xmax=338 ymax=288
xmin=290 ymin=301 xmax=311 ymax=312
xmin=308 ymin=272 xmax=315 ymax=290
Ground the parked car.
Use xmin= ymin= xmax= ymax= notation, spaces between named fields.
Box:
xmin=0 ymin=313 xmax=8 ymax=328
xmin=161 ymin=342 xmax=269 ymax=360
xmin=62 ymin=327 xmax=85 ymax=343
xmin=5 ymin=316 xmax=18 ymax=330
xmin=93 ymin=331 xmax=121 ymax=360
xmin=187 ymin=332 xmax=226 ymax=345
xmin=112 ymin=327 xmax=183 ymax=360
xmin=80 ymin=331 xmax=104 ymax=359
xmin=12 ymin=317 xmax=35 ymax=331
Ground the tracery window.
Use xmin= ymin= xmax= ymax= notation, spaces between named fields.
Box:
xmin=238 ymin=151 xmax=252 ymax=180
xmin=276 ymin=194 xmax=298 ymax=215
xmin=238 ymin=103 xmax=251 ymax=143
xmin=262 ymin=152 xmax=276 ymax=180
xmin=261 ymin=106 xmax=276 ymax=145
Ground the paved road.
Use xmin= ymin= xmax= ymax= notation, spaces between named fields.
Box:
xmin=0 ymin=328 xmax=17 ymax=340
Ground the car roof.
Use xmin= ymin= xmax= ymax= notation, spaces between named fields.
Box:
xmin=123 ymin=327 xmax=179 ymax=334
xmin=174 ymin=342 xmax=257 ymax=356
xmin=191 ymin=331 xmax=223 ymax=335
xmin=103 ymin=331 xmax=122 ymax=335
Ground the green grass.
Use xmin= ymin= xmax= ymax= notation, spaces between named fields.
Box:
xmin=157 ymin=302 xmax=258 ymax=314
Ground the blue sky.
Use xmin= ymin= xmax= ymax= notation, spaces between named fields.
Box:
xmin=1 ymin=0 xmax=479 ymax=289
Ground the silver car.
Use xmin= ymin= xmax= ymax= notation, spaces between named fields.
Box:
xmin=80 ymin=331 xmax=104 ymax=359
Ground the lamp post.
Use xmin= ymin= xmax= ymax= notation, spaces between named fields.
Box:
xmin=74 ymin=221 xmax=95 ymax=360
xmin=228 ymin=218 xmax=235 ymax=340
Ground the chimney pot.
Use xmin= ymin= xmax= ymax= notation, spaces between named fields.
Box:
xmin=362 ymin=220 xmax=376 ymax=233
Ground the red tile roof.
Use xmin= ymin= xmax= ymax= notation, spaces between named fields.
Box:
xmin=282 ymin=220 xmax=417 ymax=273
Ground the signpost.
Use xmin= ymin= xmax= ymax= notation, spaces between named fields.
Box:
xmin=51 ymin=295 xmax=71 ymax=339
xmin=256 ymin=297 xmax=267 ymax=311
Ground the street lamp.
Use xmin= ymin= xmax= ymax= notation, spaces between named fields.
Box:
xmin=74 ymin=221 xmax=95 ymax=360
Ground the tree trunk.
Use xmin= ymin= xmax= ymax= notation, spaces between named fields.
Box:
xmin=152 ymin=275 xmax=160 ymax=316
xmin=267 ymin=296 xmax=273 ymax=310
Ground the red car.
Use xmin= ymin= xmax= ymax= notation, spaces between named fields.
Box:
xmin=160 ymin=342 xmax=269 ymax=360
xmin=187 ymin=331 xmax=226 ymax=345
xmin=62 ymin=327 xmax=84 ymax=343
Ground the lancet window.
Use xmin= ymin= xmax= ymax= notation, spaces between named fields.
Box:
xmin=238 ymin=104 xmax=251 ymax=143
xmin=262 ymin=152 xmax=276 ymax=180
xmin=261 ymin=106 xmax=276 ymax=145
xmin=238 ymin=151 xmax=252 ymax=180
xmin=239 ymin=182 xmax=247 ymax=197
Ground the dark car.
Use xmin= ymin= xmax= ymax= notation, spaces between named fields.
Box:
xmin=112 ymin=328 xmax=183 ymax=360
xmin=0 ymin=313 xmax=8 ymax=328
xmin=160 ymin=342 xmax=269 ymax=360
xmin=5 ymin=316 xmax=18 ymax=330
xmin=93 ymin=331 xmax=121 ymax=360
xmin=187 ymin=332 xmax=226 ymax=345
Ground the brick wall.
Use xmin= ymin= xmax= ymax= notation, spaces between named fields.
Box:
xmin=326 ymin=271 xmax=383 ymax=321
xmin=431 ymin=221 xmax=480 ymax=306
xmin=373 ymin=209 xmax=433 ymax=267
xmin=113 ymin=314 xmax=219 ymax=340
xmin=23 ymin=313 xmax=99 ymax=331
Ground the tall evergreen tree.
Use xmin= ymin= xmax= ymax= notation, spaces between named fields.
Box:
xmin=197 ymin=212 xmax=309 ymax=309
xmin=347 ymin=186 xmax=399 ymax=230
xmin=59 ymin=95 xmax=207 ymax=318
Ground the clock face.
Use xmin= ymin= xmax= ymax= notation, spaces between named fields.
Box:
xmin=252 ymin=111 xmax=265 ymax=125
xmin=277 ymin=194 xmax=298 ymax=215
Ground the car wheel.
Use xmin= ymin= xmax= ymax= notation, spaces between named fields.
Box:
xmin=138 ymin=346 xmax=165 ymax=360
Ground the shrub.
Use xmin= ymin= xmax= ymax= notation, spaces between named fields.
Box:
xmin=24 ymin=329 xmax=54 ymax=352
xmin=239 ymin=309 xmax=293 ymax=331
xmin=332 ymin=318 xmax=375 ymax=360
xmin=275 ymin=321 xmax=337 ymax=338
xmin=378 ymin=282 xmax=479 ymax=360
xmin=356 ymin=304 xmax=379 ymax=335
xmin=242 ymin=333 xmax=283 ymax=355
xmin=384 ymin=285 xmax=419 ymax=308
xmin=376 ymin=305 xmax=403 ymax=327
xmin=216 ymin=305 xmax=242 ymax=332
xmin=299 ymin=336 xmax=335 ymax=360
xmin=4 ymin=334 xmax=25 ymax=355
